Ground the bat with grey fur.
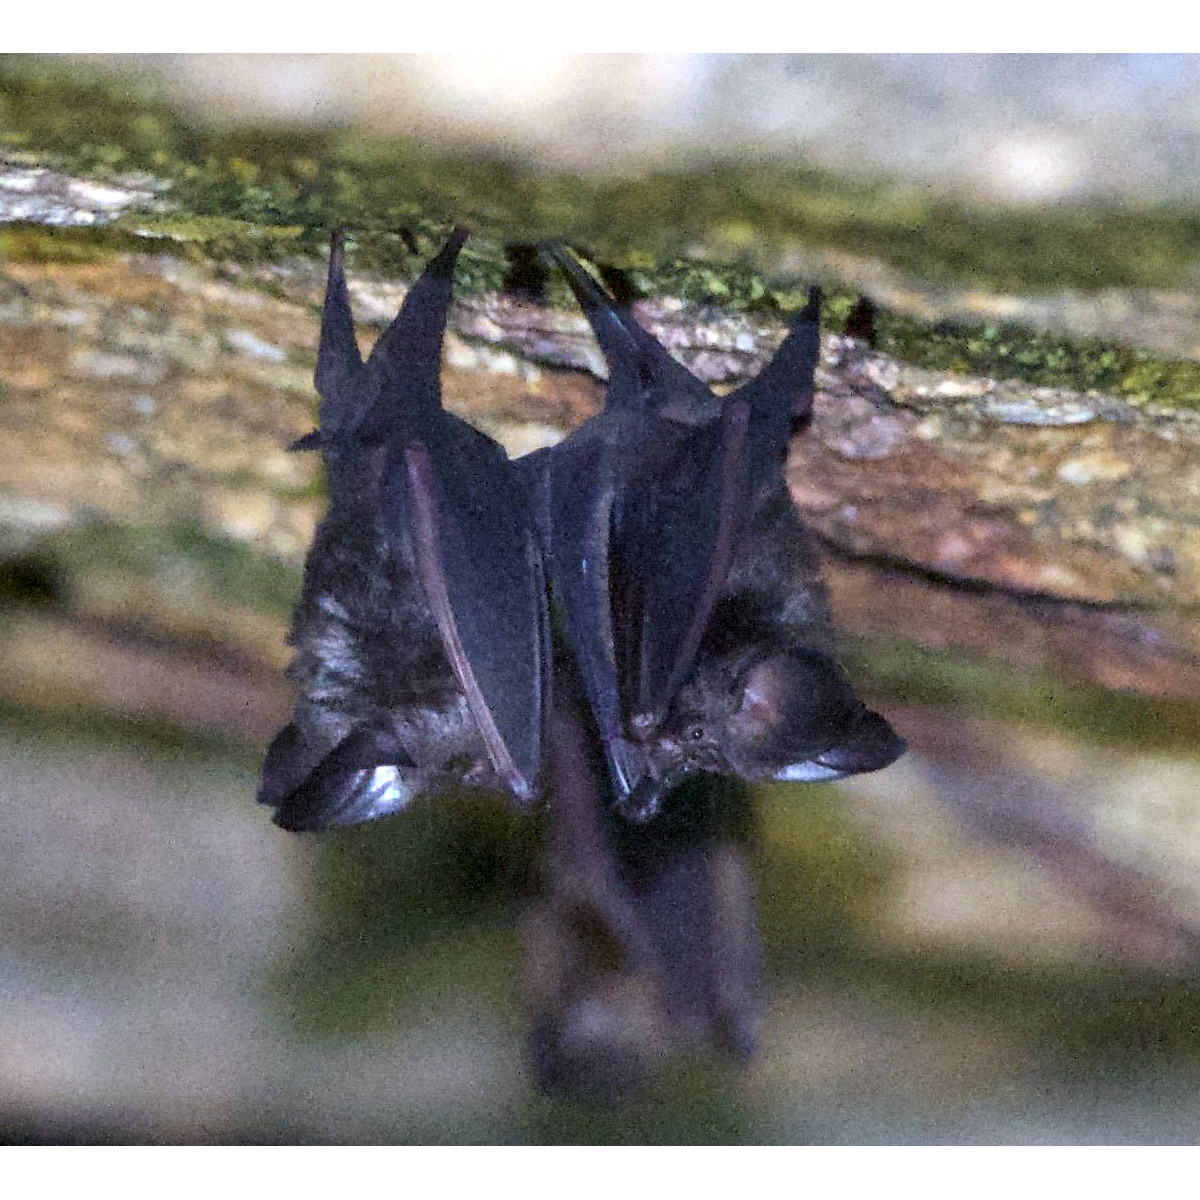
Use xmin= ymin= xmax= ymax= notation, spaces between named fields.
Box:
xmin=258 ymin=229 xmax=549 ymax=832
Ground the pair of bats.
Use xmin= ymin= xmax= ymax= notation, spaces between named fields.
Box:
xmin=258 ymin=230 xmax=904 ymax=829
xmin=257 ymin=229 xmax=905 ymax=1095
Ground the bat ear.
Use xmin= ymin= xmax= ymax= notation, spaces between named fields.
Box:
xmin=264 ymin=723 xmax=420 ymax=832
xmin=803 ymin=707 xmax=906 ymax=776
xmin=739 ymin=285 xmax=822 ymax=420
xmin=727 ymin=648 xmax=863 ymax=762
xmin=314 ymin=229 xmax=366 ymax=436
xmin=542 ymin=244 xmax=644 ymax=385
xmin=364 ymin=227 xmax=469 ymax=422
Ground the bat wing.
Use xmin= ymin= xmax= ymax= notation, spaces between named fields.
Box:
xmin=396 ymin=420 xmax=548 ymax=803
xmin=539 ymin=246 xmax=741 ymax=798
xmin=632 ymin=290 xmax=823 ymax=724
xmin=371 ymin=226 xmax=546 ymax=802
xmin=611 ymin=407 xmax=748 ymax=731
xmin=547 ymin=249 xmax=798 ymax=739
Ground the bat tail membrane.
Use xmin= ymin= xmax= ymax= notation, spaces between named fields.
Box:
xmin=361 ymin=227 xmax=470 ymax=433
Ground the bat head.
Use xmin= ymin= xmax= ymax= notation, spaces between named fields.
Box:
xmin=721 ymin=648 xmax=906 ymax=782
xmin=629 ymin=647 xmax=906 ymax=814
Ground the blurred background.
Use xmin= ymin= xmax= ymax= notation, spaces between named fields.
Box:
xmin=2 ymin=52 xmax=1200 ymax=1144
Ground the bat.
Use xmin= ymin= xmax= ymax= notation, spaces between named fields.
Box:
xmin=258 ymin=229 xmax=549 ymax=832
xmin=522 ymin=252 xmax=904 ymax=1093
xmin=527 ymin=246 xmax=906 ymax=820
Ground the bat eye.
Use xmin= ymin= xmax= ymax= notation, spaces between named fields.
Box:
xmin=686 ymin=724 xmax=706 ymax=743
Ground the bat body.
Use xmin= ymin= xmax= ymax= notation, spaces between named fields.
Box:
xmin=262 ymin=234 xmax=903 ymax=829
xmin=532 ymin=248 xmax=906 ymax=819
xmin=259 ymin=231 xmax=548 ymax=832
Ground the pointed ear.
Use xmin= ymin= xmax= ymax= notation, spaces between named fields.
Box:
xmin=314 ymin=230 xmax=366 ymax=433
xmin=267 ymin=723 xmax=419 ymax=832
xmin=806 ymin=708 xmax=906 ymax=776
xmin=727 ymin=648 xmax=860 ymax=761
xmin=542 ymin=244 xmax=642 ymax=367
xmin=364 ymin=227 xmax=468 ymax=422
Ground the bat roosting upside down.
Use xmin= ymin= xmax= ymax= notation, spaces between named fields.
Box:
xmin=257 ymin=229 xmax=905 ymax=1096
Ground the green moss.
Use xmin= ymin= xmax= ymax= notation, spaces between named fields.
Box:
xmin=119 ymin=211 xmax=307 ymax=259
xmin=8 ymin=57 xmax=1200 ymax=408
xmin=0 ymin=222 xmax=145 ymax=264
xmin=874 ymin=311 xmax=1200 ymax=409
xmin=8 ymin=56 xmax=1200 ymax=297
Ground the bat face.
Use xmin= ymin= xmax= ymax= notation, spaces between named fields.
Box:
xmin=259 ymin=231 xmax=549 ymax=832
xmin=638 ymin=647 xmax=906 ymax=799
xmin=538 ymin=246 xmax=905 ymax=819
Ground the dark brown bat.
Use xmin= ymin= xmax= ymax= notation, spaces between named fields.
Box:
xmin=527 ymin=247 xmax=905 ymax=819
xmin=258 ymin=230 xmax=549 ymax=831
